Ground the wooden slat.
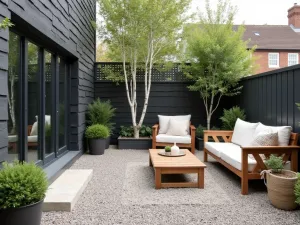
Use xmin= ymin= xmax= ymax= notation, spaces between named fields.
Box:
xmin=161 ymin=168 xmax=199 ymax=174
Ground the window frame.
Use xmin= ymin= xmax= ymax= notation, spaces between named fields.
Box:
xmin=288 ymin=53 xmax=299 ymax=66
xmin=268 ymin=53 xmax=280 ymax=68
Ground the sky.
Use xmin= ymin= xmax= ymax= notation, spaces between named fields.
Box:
xmin=191 ymin=0 xmax=300 ymax=25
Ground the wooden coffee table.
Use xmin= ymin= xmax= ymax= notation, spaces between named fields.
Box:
xmin=149 ymin=149 xmax=207 ymax=189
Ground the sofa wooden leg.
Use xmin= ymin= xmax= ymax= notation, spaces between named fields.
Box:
xmin=191 ymin=145 xmax=195 ymax=154
xmin=204 ymin=149 xmax=208 ymax=162
xmin=241 ymin=177 xmax=248 ymax=195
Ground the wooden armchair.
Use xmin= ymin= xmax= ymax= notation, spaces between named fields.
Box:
xmin=203 ymin=130 xmax=300 ymax=195
xmin=152 ymin=123 xmax=196 ymax=154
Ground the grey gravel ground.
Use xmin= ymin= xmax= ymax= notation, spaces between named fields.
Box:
xmin=42 ymin=149 xmax=300 ymax=225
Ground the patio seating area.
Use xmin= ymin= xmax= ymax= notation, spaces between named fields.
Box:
xmin=42 ymin=148 xmax=299 ymax=225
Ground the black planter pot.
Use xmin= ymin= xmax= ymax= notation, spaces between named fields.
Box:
xmin=118 ymin=136 xmax=152 ymax=150
xmin=88 ymin=138 xmax=106 ymax=155
xmin=106 ymin=136 xmax=110 ymax=149
xmin=195 ymin=137 xmax=204 ymax=151
xmin=0 ymin=199 xmax=43 ymax=225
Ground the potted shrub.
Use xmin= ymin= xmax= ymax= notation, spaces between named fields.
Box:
xmin=86 ymin=98 xmax=116 ymax=149
xmin=264 ymin=155 xmax=298 ymax=210
xmin=220 ymin=106 xmax=246 ymax=130
xmin=85 ymin=124 xmax=109 ymax=155
xmin=118 ymin=125 xmax=152 ymax=149
xmin=195 ymin=125 xmax=219 ymax=150
xmin=0 ymin=161 xmax=48 ymax=225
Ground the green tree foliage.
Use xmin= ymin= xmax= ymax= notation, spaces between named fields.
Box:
xmin=0 ymin=161 xmax=48 ymax=209
xmin=98 ymin=0 xmax=191 ymax=138
xmin=0 ymin=17 xmax=13 ymax=30
xmin=119 ymin=125 xmax=152 ymax=137
xmin=220 ymin=106 xmax=246 ymax=130
xmin=183 ymin=0 xmax=256 ymax=129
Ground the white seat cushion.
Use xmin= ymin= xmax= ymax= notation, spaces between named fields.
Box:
xmin=231 ymin=119 xmax=259 ymax=147
xmin=28 ymin=135 xmax=38 ymax=143
xmin=220 ymin=146 xmax=257 ymax=172
xmin=156 ymin=134 xmax=191 ymax=144
xmin=254 ymin=123 xmax=292 ymax=146
xmin=8 ymin=135 xmax=18 ymax=143
xmin=205 ymin=142 xmax=240 ymax=158
xmin=9 ymin=135 xmax=37 ymax=143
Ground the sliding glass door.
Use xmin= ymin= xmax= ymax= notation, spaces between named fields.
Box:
xmin=3 ymin=31 xmax=69 ymax=165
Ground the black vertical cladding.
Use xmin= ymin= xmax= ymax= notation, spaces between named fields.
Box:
xmin=1 ymin=0 xmax=96 ymax=154
xmin=238 ymin=65 xmax=300 ymax=171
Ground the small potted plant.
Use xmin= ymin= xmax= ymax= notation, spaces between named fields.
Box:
xmin=0 ymin=161 xmax=48 ymax=225
xmin=263 ymin=155 xmax=298 ymax=210
xmin=85 ymin=124 xmax=109 ymax=155
xmin=165 ymin=146 xmax=171 ymax=152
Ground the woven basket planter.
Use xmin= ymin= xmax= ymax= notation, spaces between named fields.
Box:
xmin=266 ymin=170 xmax=298 ymax=210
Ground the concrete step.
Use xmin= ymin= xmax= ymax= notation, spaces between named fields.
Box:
xmin=43 ymin=169 xmax=93 ymax=212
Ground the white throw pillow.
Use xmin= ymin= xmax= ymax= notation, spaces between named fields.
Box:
xmin=166 ymin=119 xmax=190 ymax=136
xmin=231 ymin=118 xmax=259 ymax=147
xmin=251 ymin=129 xmax=278 ymax=146
xmin=158 ymin=115 xmax=191 ymax=134
xmin=30 ymin=122 xmax=38 ymax=136
xmin=254 ymin=123 xmax=292 ymax=146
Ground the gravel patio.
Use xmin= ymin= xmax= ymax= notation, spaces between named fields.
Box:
xmin=42 ymin=149 xmax=300 ymax=225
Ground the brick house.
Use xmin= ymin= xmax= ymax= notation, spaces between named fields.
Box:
xmin=243 ymin=3 xmax=300 ymax=74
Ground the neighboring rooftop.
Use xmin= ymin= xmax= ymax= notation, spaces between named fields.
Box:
xmin=241 ymin=25 xmax=300 ymax=50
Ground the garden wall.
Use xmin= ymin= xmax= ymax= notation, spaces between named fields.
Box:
xmin=94 ymin=63 xmax=231 ymax=144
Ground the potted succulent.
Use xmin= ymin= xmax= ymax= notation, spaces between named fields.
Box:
xmin=0 ymin=161 xmax=48 ymax=225
xmin=85 ymin=124 xmax=109 ymax=155
xmin=263 ymin=155 xmax=299 ymax=210
xmin=118 ymin=125 xmax=152 ymax=149
xmin=86 ymin=98 xmax=116 ymax=149
xmin=165 ymin=146 xmax=171 ymax=152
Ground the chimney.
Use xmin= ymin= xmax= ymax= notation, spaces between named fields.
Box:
xmin=288 ymin=3 xmax=300 ymax=28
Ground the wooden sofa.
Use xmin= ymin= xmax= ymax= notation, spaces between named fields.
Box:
xmin=8 ymin=125 xmax=38 ymax=152
xmin=203 ymin=130 xmax=299 ymax=195
xmin=152 ymin=124 xmax=196 ymax=154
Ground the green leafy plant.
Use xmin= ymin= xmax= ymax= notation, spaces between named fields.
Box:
xmin=220 ymin=106 xmax=246 ymax=130
xmin=295 ymin=173 xmax=300 ymax=205
xmin=182 ymin=0 xmax=255 ymax=130
xmin=0 ymin=18 xmax=14 ymax=30
xmin=196 ymin=125 xmax=219 ymax=138
xmin=265 ymin=155 xmax=284 ymax=173
xmin=85 ymin=124 xmax=109 ymax=139
xmin=165 ymin=146 xmax=171 ymax=152
xmin=0 ymin=161 xmax=48 ymax=209
xmin=119 ymin=125 xmax=152 ymax=137
xmin=86 ymin=98 xmax=116 ymax=134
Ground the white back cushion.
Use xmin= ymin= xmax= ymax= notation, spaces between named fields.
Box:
xmin=231 ymin=118 xmax=259 ymax=147
xmin=254 ymin=123 xmax=292 ymax=146
xmin=158 ymin=115 xmax=191 ymax=134
xmin=30 ymin=122 xmax=38 ymax=136
xmin=166 ymin=119 xmax=189 ymax=136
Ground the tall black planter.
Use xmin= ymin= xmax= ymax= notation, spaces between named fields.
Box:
xmin=195 ymin=137 xmax=204 ymax=151
xmin=88 ymin=138 xmax=106 ymax=155
xmin=0 ymin=199 xmax=43 ymax=225
xmin=106 ymin=136 xmax=110 ymax=149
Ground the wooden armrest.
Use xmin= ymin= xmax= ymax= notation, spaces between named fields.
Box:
xmin=152 ymin=124 xmax=159 ymax=138
xmin=190 ymin=125 xmax=196 ymax=130
xmin=27 ymin=125 xmax=33 ymax=135
xmin=203 ymin=130 xmax=233 ymax=142
xmin=242 ymin=146 xmax=300 ymax=153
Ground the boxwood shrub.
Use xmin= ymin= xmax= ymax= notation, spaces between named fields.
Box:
xmin=85 ymin=124 xmax=109 ymax=139
xmin=0 ymin=161 xmax=48 ymax=209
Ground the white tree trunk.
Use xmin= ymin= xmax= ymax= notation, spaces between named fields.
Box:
xmin=7 ymin=72 xmax=16 ymax=134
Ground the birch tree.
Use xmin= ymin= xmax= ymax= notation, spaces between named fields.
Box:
xmin=98 ymin=0 xmax=191 ymax=138
xmin=183 ymin=0 xmax=256 ymax=129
